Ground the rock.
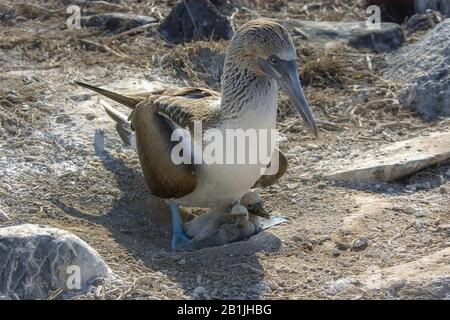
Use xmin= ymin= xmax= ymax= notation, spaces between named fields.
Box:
xmin=336 ymin=241 xmax=349 ymax=251
xmin=351 ymin=237 xmax=369 ymax=251
xmin=82 ymin=13 xmax=157 ymax=34
xmin=0 ymin=208 xmax=10 ymax=221
xmin=359 ymin=248 xmax=450 ymax=298
xmin=438 ymin=224 xmax=450 ymax=235
xmin=322 ymin=132 xmax=450 ymax=182
xmin=328 ymin=277 xmax=362 ymax=294
xmin=403 ymin=206 xmax=426 ymax=217
xmin=331 ymin=249 xmax=341 ymax=257
xmin=278 ymin=20 xmax=405 ymax=52
xmin=192 ymin=286 xmax=206 ymax=299
xmin=157 ymin=0 xmax=233 ymax=44
xmin=415 ymin=0 xmax=450 ymax=16
xmin=384 ymin=19 xmax=450 ymax=118
xmin=0 ymin=224 xmax=112 ymax=299
xmin=406 ymin=11 xmax=443 ymax=33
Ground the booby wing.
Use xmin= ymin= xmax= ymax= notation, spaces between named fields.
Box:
xmin=75 ymin=82 xmax=220 ymax=200
xmin=252 ymin=148 xmax=288 ymax=188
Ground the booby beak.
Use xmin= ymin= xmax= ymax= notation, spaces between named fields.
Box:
xmin=249 ymin=202 xmax=270 ymax=219
xmin=259 ymin=58 xmax=318 ymax=137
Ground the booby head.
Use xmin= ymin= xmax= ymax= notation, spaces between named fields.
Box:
xmin=230 ymin=204 xmax=249 ymax=226
xmin=229 ymin=19 xmax=317 ymax=137
xmin=240 ymin=191 xmax=270 ymax=219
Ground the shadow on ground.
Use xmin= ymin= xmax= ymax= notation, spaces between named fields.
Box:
xmin=50 ymin=150 xmax=282 ymax=299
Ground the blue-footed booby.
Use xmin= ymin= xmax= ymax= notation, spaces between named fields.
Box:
xmin=75 ymin=19 xmax=317 ymax=250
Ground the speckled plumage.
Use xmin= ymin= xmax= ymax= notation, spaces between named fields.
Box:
xmin=75 ymin=19 xmax=300 ymax=209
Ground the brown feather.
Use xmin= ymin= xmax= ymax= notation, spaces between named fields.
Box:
xmin=252 ymin=149 xmax=288 ymax=188
xmin=74 ymin=82 xmax=222 ymax=199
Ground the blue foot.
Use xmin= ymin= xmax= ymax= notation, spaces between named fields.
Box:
xmin=169 ymin=203 xmax=191 ymax=251
xmin=171 ymin=230 xmax=191 ymax=251
xmin=260 ymin=216 xmax=289 ymax=230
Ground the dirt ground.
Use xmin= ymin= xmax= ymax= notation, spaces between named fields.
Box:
xmin=0 ymin=0 xmax=449 ymax=299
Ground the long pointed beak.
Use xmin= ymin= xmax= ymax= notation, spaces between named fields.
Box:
xmin=251 ymin=203 xmax=270 ymax=219
xmin=279 ymin=62 xmax=318 ymax=137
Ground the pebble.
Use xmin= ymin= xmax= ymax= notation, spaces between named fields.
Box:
xmin=445 ymin=168 xmax=450 ymax=178
xmin=439 ymin=186 xmax=448 ymax=194
xmin=6 ymin=92 xmax=19 ymax=103
xmin=404 ymin=206 xmax=426 ymax=217
xmin=178 ymin=258 xmax=186 ymax=265
xmin=351 ymin=237 xmax=368 ymax=251
xmin=0 ymin=208 xmax=10 ymax=221
xmin=192 ymin=286 xmax=206 ymax=299
xmin=331 ymin=249 xmax=341 ymax=257
xmin=335 ymin=242 xmax=349 ymax=251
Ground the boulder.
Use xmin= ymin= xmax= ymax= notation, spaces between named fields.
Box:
xmin=157 ymin=0 xmax=233 ymax=44
xmin=82 ymin=13 xmax=157 ymax=34
xmin=278 ymin=20 xmax=405 ymax=52
xmin=329 ymin=248 xmax=450 ymax=298
xmin=415 ymin=0 xmax=450 ymax=16
xmin=384 ymin=19 xmax=450 ymax=118
xmin=322 ymin=131 xmax=450 ymax=182
xmin=0 ymin=224 xmax=111 ymax=299
xmin=363 ymin=248 xmax=450 ymax=298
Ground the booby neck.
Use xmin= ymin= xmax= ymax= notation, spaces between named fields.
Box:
xmin=219 ymin=50 xmax=278 ymax=120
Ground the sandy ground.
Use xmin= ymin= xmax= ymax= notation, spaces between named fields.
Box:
xmin=0 ymin=0 xmax=449 ymax=299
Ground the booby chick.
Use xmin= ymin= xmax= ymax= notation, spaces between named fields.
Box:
xmin=184 ymin=192 xmax=267 ymax=249
xmin=75 ymin=19 xmax=317 ymax=250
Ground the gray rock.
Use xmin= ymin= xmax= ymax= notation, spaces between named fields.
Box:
xmin=336 ymin=242 xmax=349 ymax=251
xmin=0 ymin=208 xmax=10 ymax=221
xmin=0 ymin=224 xmax=112 ymax=299
xmin=359 ymin=248 xmax=450 ymax=299
xmin=278 ymin=20 xmax=405 ymax=52
xmin=351 ymin=237 xmax=369 ymax=251
xmin=384 ymin=19 xmax=450 ymax=118
xmin=322 ymin=132 xmax=450 ymax=182
xmin=192 ymin=286 xmax=206 ymax=299
xmin=157 ymin=0 xmax=233 ymax=44
xmin=416 ymin=0 xmax=450 ymax=16
xmin=82 ymin=13 xmax=157 ymax=34
xmin=404 ymin=206 xmax=426 ymax=217
xmin=406 ymin=11 xmax=443 ymax=33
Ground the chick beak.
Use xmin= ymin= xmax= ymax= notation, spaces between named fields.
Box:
xmin=251 ymin=203 xmax=270 ymax=219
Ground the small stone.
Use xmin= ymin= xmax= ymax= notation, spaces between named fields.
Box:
xmin=192 ymin=286 xmax=206 ymax=299
xmin=55 ymin=114 xmax=72 ymax=124
xmin=351 ymin=237 xmax=369 ymax=251
xmin=336 ymin=242 xmax=349 ymax=251
xmin=178 ymin=258 xmax=186 ymax=265
xmin=331 ymin=249 xmax=341 ymax=257
xmin=438 ymin=224 xmax=450 ymax=233
xmin=421 ymin=234 xmax=433 ymax=244
xmin=6 ymin=92 xmax=19 ymax=103
xmin=439 ymin=186 xmax=448 ymax=194
xmin=403 ymin=206 xmax=426 ymax=217
xmin=0 ymin=208 xmax=10 ymax=221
